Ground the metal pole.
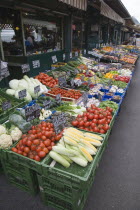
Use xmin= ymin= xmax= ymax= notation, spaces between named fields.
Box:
xmin=20 ymin=11 xmax=26 ymax=56
xmin=0 ymin=30 xmax=5 ymax=60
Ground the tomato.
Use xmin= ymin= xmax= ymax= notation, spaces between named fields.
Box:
xmin=28 ymin=130 xmax=32 ymax=134
xmin=91 ymin=123 xmax=96 ymax=128
xmin=47 ymin=146 xmax=52 ymax=151
xmin=22 ymin=134 xmax=27 ymax=138
xmin=33 ymin=139 xmax=40 ymax=145
xmin=94 ymin=127 xmax=99 ymax=133
xmin=32 ymin=130 xmax=37 ymax=134
xmin=99 ymin=129 xmax=106 ymax=134
xmin=20 ymin=145 xmax=25 ymax=151
xmin=12 ymin=148 xmax=18 ymax=153
xmin=24 ymin=147 xmax=30 ymax=154
xmin=17 ymin=150 xmax=23 ymax=155
xmin=107 ymin=119 xmax=111 ymax=123
xmin=23 ymin=152 xmax=27 ymax=157
xmin=26 ymin=140 xmax=32 ymax=147
xmin=88 ymin=114 xmax=94 ymax=120
xmin=99 ymin=114 xmax=104 ymax=119
xmin=84 ymin=122 xmax=90 ymax=127
xmin=31 ymin=145 xmax=36 ymax=151
xmin=51 ymin=142 xmax=55 ymax=146
xmin=34 ymin=155 xmax=41 ymax=162
xmin=72 ymin=121 xmax=79 ymax=126
xmin=36 ymin=146 xmax=42 ymax=152
xmin=22 ymin=138 xmax=27 ymax=145
xmin=44 ymin=139 xmax=51 ymax=147
xmin=44 ymin=131 xmax=51 ymax=138
xmin=55 ymin=134 xmax=62 ymax=141
xmin=94 ymin=115 xmax=99 ymax=119
xmin=92 ymin=119 xmax=97 ymax=124
xmin=79 ymin=121 xmax=84 ymax=126
xmin=43 ymin=147 xmax=49 ymax=154
xmin=103 ymin=124 xmax=110 ymax=131
xmin=40 ymin=142 xmax=45 ymax=148
xmin=41 ymin=135 xmax=47 ymax=141
xmin=38 ymin=151 xmax=46 ymax=158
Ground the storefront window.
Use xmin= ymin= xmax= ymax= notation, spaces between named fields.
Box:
xmin=23 ymin=13 xmax=63 ymax=55
xmin=0 ymin=7 xmax=23 ymax=56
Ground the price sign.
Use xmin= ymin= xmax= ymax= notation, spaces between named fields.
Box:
xmin=74 ymin=69 xmax=79 ymax=75
xmin=98 ymin=93 xmax=102 ymax=101
xmin=25 ymin=106 xmax=35 ymax=122
xmin=63 ymin=54 xmax=66 ymax=61
xmin=58 ymin=76 xmax=67 ymax=87
xmin=34 ymin=85 xmax=40 ymax=94
xmin=52 ymin=55 xmax=57 ymax=64
xmin=80 ymin=50 xmax=82 ymax=54
xmin=67 ymin=71 xmax=71 ymax=77
xmin=2 ymin=101 xmax=11 ymax=111
xmin=21 ymin=64 xmax=30 ymax=73
xmin=43 ymin=100 xmax=52 ymax=109
xmin=75 ymin=51 xmax=78 ymax=57
xmin=82 ymin=92 xmax=88 ymax=106
xmin=18 ymin=89 xmax=27 ymax=99
xmin=56 ymin=94 xmax=61 ymax=104
xmin=84 ymin=49 xmax=86 ymax=54
xmin=52 ymin=113 xmax=67 ymax=134
xmin=88 ymin=79 xmax=92 ymax=86
xmin=70 ymin=52 xmax=72 ymax=59
xmin=32 ymin=60 xmax=40 ymax=69
xmin=0 ymin=60 xmax=10 ymax=78
xmin=70 ymin=78 xmax=75 ymax=88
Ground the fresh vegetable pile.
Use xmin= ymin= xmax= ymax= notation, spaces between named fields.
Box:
xmin=71 ymin=105 xmax=113 ymax=134
xmin=50 ymin=127 xmax=103 ymax=168
xmin=11 ymin=121 xmax=62 ymax=161
xmin=114 ymin=75 xmax=130 ymax=83
xmin=35 ymin=73 xmax=58 ymax=88
xmin=99 ymin=101 xmax=118 ymax=111
xmin=48 ymin=87 xmax=82 ymax=99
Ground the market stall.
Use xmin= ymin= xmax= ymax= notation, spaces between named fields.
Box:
xmin=0 ymin=43 xmax=139 ymax=209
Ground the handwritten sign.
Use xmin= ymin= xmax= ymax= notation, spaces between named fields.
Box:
xmin=21 ymin=64 xmax=30 ymax=73
xmin=2 ymin=101 xmax=11 ymax=111
xmin=18 ymin=89 xmax=27 ymax=99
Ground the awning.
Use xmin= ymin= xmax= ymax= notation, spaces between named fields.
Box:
xmin=58 ymin=0 xmax=87 ymax=11
xmin=100 ymin=0 xmax=125 ymax=25
xmin=23 ymin=18 xmax=56 ymax=30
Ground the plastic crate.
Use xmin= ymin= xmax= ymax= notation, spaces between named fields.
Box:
xmin=1 ymin=158 xmax=38 ymax=195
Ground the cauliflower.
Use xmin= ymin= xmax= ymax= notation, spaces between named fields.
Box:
xmin=0 ymin=125 xmax=7 ymax=135
xmin=0 ymin=134 xmax=12 ymax=149
xmin=10 ymin=127 xmax=22 ymax=141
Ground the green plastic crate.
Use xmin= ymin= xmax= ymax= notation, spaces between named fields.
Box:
xmin=41 ymin=133 xmax=106 ymax=195
xmin=1 ymin=158 xmax=38 ymax=195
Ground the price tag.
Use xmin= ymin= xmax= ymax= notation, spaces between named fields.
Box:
xmin=70 ymin=79 xmax=75 ymax=88
xmin=84 ymin=49 xmax=86 ymax=55
xmin=0 ymin=60 xmax=10 ymax=78
xmin=75 ymin=51 xmax=78 ymax=57
xmin=21 ymin=64 xmax=30 ymax=73
xmin=52 ymin=55 xmax=57 ymax=64
xmin=2 ymin=101 xmax=11 ymax=111
xmin=70 ymin=52 xmax=72 ymax=59
xmin=56 ymin=94 xmax=61 ymax=104
xmin=34 ymin=85 xmax=40 ymax=94
xmin=67 ymin=71 xmax=71 ymax=77
xmin=74 ymin=69 xmax=79 ymax=75
xmin=32 ymin=60 xmax=40 ymax=69
xmin=80 ymin=50 xmax=82 ymax=54
xmin=63 ymin=54 xmax=66 ymax=61
xmin=98 ymin=93 xmax=102 ymax=101
xmin=18 ymin=89 xmax=27 ymax=99
xmin=43 ymin=100 xmax=52 ymax=109
xmin=82 ymin=92 xmax=88 ymax=106
xmin=25 ymin=106 xmax=35 ymax=122
xmin=88 ymin=79 xmax=92 ymax=86
xmin=58 ymin=76 xmax=67 ymax=87
xmin=52 ymin=113 xmax=67 ymax=134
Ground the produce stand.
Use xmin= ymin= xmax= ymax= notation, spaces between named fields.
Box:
xmin=0 ymin=44 xmax=139 ymax=210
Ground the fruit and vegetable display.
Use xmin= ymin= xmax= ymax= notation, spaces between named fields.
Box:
xmin=71 ymin=105 xmax=113 ymax=134
xmin=11 ymin=121 xmax=62 ymax=161
xmin=35 ymin=73 xmax=58 ymax=88
xmin=0 ymin=45 xmax=138 ymax=210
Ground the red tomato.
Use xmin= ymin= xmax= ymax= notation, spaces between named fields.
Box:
xmin=34 ymin=155 xmax=41 ymax=162
xmin=38 ymin=151 xmax=46 ymax=158
xmin=47 ymin=146 xmax=52 ymax=151
xmin=12 ymin=148 xmax=18 ymax=153
xmin=91 ymin=123 xmax=96 ymax=128
xmin=31 ymin=145 xmax=36 ymax=151
xmin=26 ymin=140 xmax=32 ymax=147
xmin=51 ymin=142 xmax=55 ymax=146
xmin=17 ymin=150 xmax=23 ymax=155
xmin=99 ymin=129 xmax=106 ymax=134
xmin=79 ymin=121 xmax=84 ymax=126
xmin=44 ymin=139 xmax=51 ymax=147
xmin=24 ymin=147 xmax=30 ymax=154
xmin=41 ymin=136 xmax=47 ymax=141
xmin=36 ymin=146 xmax=42 ymax=152
xmin=72 ymin=121 xmax=79 ymax=126
xmin=33 ymin=139 xmax=40 ymax=145
xmin=43 ymin=147 xmax=49 ymax=154
xmin=94 ymin=127 xmax=99 ymax=133
xmin=84 ymin=122 xmax=90 ymax=127
xmin=23 ymin=152 xmax=27 ymax=157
